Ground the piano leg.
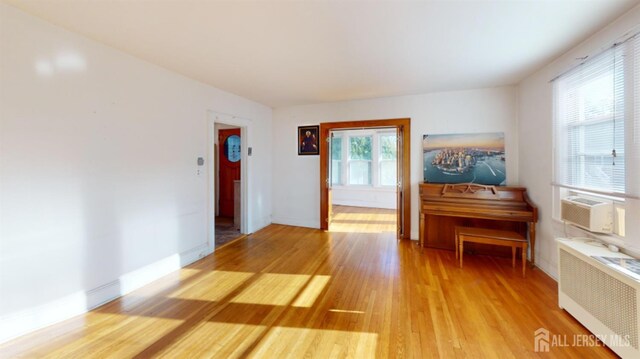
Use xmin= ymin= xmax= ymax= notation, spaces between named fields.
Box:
xmin=522 ymin=242 xmax=527 ymax=277
xmin=529 ymin=221 xmax=536 ymax=268
xmin=419 ymin=212 xmax=425 ymax=248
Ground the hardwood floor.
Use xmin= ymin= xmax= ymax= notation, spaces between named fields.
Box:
xmin=1 ymin=206 xmax=616 ymax=358
xmin=330 ymin=205 xmax=397 ymax=233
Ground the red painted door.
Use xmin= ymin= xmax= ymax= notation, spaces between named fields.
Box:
xmin=219 ymin=128 xmax=241 ymax=218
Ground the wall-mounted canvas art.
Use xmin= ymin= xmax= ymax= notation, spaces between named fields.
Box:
xmin=423 ymin=132 xmax=506 ymax=185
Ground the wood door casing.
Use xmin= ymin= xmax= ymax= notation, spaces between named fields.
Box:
xmin=319 ymin=118 xmax=411 ymax=239
xmin=396 ymin=125 xmax=404 ymax=238
xmin=218 ymin=128 xmax=241 ymax=218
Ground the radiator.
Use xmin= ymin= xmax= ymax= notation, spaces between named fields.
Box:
xmin=557 ymin=238 xmax=640 ymax=358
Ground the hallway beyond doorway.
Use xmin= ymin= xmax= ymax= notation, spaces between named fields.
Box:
xmin=215 ymin=216 xmax=243 ymax=248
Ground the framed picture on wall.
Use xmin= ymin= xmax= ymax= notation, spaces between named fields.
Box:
xmin=298 ymin=125 xmax=320 ymax=155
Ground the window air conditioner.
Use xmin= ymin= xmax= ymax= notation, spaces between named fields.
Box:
xmin=561 ymin=196 xmax=613 ymax=233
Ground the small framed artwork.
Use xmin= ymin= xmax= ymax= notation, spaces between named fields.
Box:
xmin=298 ymin=125 xmax=320 ymax=155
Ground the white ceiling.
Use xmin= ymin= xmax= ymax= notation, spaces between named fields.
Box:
xmin=5 ymin=0 xmax=639 ymax=108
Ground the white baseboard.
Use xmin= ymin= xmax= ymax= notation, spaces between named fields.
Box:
xmin=271 ymin=216 xmax=319 ymax=229
xmin=535 ymin=255 xmax=558 ymax=280
xmin=248 ymin=217 xmax=271 ymax=235
xmin=332 ymin=200 xmax=396 ymax=210
xmin=0 ymin=243 xmax=211 ymax=344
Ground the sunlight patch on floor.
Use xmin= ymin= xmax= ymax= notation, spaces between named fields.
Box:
xmin=328 ymin=309 xmax=365 ymax=314
xmin=333 ymin=212 xmax=396 ymax=221
xmin=329 ymin=227 xmax=396 ymax=234
xmin=231 ymin=273 xmax=310 ymax=306
xmin=248 ymin=327 xmax=378 ymax=358
xmin=330 ymin=206 xmax=397 ymax=233
xmin=168 ymin=270 xmax=254 ymax=301
xmin=292 ymin=275 xmax=331 ymax=307
xmin=46 ymin=314 xmax=184 ymax=358
xmin=179 ymin=267 xmax=203 ymax=277
xmin=156 ymin=322 xmax=267 ymax=358
xmin=113 ymin=267 xmax=205 ymax=309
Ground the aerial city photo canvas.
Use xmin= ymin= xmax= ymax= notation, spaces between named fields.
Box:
xmin=423 ymin=132 xmax=506 ymax=185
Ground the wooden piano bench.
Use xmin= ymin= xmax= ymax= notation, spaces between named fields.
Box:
xmin=455 ymin=226 xmax=528 ymax=278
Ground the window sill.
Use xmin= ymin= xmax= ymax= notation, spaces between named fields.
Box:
xmin=551 ymin=217 xmax=625 ymax=247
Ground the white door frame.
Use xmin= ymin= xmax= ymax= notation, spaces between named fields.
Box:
xmin=207 ymin=110 xmax=251 ymax=252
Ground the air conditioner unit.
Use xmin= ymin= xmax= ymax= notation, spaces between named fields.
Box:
xmin=561 ymin=196 xmax=613 ymax=233
xmin=557 ymin=238 xmax=640 ymax=358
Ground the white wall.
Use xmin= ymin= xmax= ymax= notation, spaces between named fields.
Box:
xmin=0 ymin=4 xmax=272 ymax=342
xmin=272 ymin=87 xmax=518 ymax=236
xmin=517 ymin=5 xmax=640 ymax=279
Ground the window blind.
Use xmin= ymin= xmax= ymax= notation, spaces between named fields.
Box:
xmin=553 ymin=36 xmax=640 ymax=198
xmin=630 ymin=35 xmax=640 ymax=198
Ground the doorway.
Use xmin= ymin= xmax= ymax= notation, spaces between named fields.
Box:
xmin=327 ymin=128 xmax=399 ymax=233
xmin=214 ymin=123 xmax=244 ymax=248
xmin=320 ymin=118 xmax=411 ymax=239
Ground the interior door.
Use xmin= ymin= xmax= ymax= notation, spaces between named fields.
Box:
xmin=218 ymin=128 xmax=241 ymax=218
xmin=396 ymin=126 xmax=404 ymax=239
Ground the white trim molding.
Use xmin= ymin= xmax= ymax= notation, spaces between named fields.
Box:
xmin=207 ymin=110 xmax=252 ymax=252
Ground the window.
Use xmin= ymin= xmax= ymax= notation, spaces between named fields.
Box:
xmin=348 ymin=136 xmax=372 ymax=185
xmin=553 ymin=35 xmax=640 ymax=238
xmin=379 ymin=134 xmax=397 ymax=186
xmin=331 ymin=136 xmax=342 ymax=185
xmin=330 ymin=129 xmax=399 ymax=188
xmin=554 ymin=46 xmax=625 ymax=194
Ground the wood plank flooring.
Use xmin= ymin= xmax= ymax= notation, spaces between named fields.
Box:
xmin=330 ymin=205 xmax=397 ymax=233
xmin=1 ymin=206 xmax=616 ymax=358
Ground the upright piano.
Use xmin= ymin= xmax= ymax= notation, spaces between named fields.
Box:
xmin=419 ymin=183 xmax=539 ymax=266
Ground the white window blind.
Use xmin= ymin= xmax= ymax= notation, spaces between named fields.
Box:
xmin=631 ymin=36 xmax=640 ymax=198
xmin=553 ymin=36 xmax=640 ymax=199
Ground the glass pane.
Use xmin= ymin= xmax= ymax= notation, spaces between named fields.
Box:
xmin=576 ymin=154 xmax=624 ymax=191
xmin=563 ymin=70 xmax=625 ymax=192
xmin=580 ymin=73 xmax=616 ymax=122
xmin=331 ymin=137 xmax=342 ymax=160
xmin=557 ymin=53 xmax=626 ymax=194
xmin=380 ymin=160 xmax=397 ymax=186
xmin=349 ymin=161 xmax=371 ymax=185
xmin=349 ymin=136 xmax=372 ymax=160
xmin=380 ymin=134 xmax=397 ymax=160
xmin=331 ymin=160 xmax=341 ymax=185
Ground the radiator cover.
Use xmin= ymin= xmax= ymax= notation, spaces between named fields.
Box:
xmin=557 ymin=238 xmax=640 ymax=358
